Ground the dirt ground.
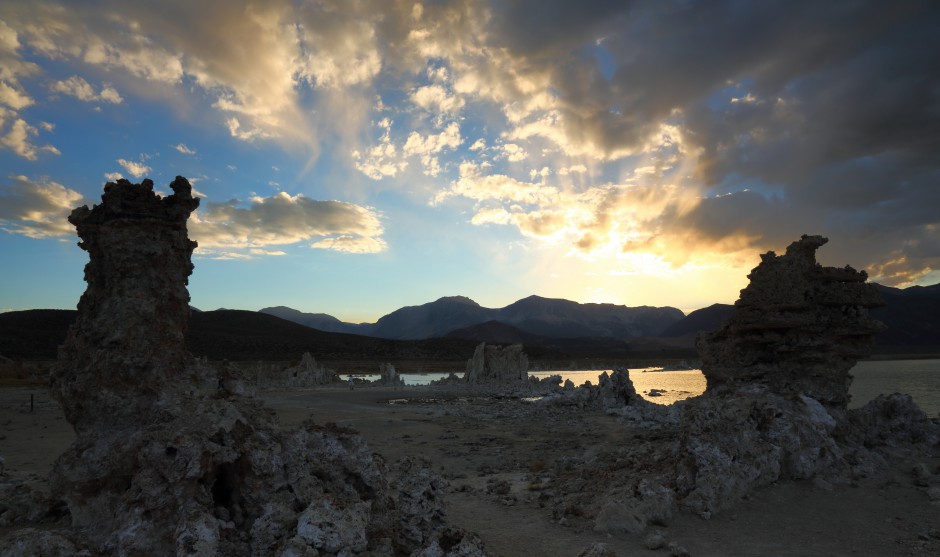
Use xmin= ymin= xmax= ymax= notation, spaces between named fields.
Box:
xmin=2 ymin=385 xmax=939 ymax=557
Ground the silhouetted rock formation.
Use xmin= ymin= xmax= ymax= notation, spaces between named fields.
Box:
xmin=380 ymin=362 xmax=404 ymax=385
xmin=52 ymin=177 xmax=200 ymax=433
xmin=1 ymin=177 xmax=488 ymax=556
xmin=697 ymin=235 xmax=884 ymax=409
xmin=542 ymin=236 xmax=937 ymax=533
xmin=258 ymin=352 xmax=336 ymax=388
xmin=464 ymin=342 xmax=529 ymax=384
xmin=675 ymin=235 xmax=932 ymax=518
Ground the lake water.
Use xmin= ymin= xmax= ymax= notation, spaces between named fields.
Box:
xmin=360 ymin=359 xmax=940 ymax=415
xmin=532 ymin=360 xmax=940 ymax=416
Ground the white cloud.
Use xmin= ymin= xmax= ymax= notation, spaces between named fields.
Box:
xmin=499 ymin=143 xmax=527 ymax=162
xmin=297 ymin=18 xmax=382 ymax=89
xmin=558 ymin=164 xmax=587 ymax=176
xmin=104 ymin=172 xmax=123 ymax=181
xmin=0 ymin=81 xmax=33 ymax=110
xmin=435 ymin=162 xmax=557 ymax=206
xmin=410 ymin=84 xmax=465 ymax=116
xmin=403 ymin=121 xmax=462 ymax=176
xmin=0 ymin=175 xmax=87 ymax=238
xmin=174 ymin=143 xmax=196 ymax=155
xmin=311 ymin=235 xmax=387 ymax=254
xmin=353 ymin=117 xmax=408 ymax=180
xmin=0 ymin=117 xmax=59 ymax=160
xmin=117 ymin=158 xmax=152 ymax=178
xmin=99 ymin=85 xmax=123 ymax=104
xmin=51 ymin=75 xmax=124 ymax=104
xmin=226 ymin=117 xmax=273 ymax=142
xmin=189 ymin=191 xmax=386 ymax=256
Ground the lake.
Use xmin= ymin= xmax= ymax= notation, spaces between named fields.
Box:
xmin=533 ymin=360 xmax=940 ymax=416
xmin=354 ymin=359 xmax=940 ymax=416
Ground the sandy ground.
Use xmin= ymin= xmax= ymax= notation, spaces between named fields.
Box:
xmin=2 ymin=385 xmax=939 ymax=557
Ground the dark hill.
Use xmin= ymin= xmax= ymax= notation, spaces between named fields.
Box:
xmin=660 ymin=304 xmax=735 ymax=337
xmin=368 ymin=296 xmax=490 ymax=339
xmin=0 ymin=309 xmax=480 ymax=364
xmin=0 ymin=309 xmax=77 ymax=359
xmin=870 ymin=283 xmax=940 ymax=352
xmin=188 ymin=309 xmax=479 ymax=362
xmin=443 ymin=320 xmax=549 ymax=344
xmin=259 ymin=306 xmax=372 ymax=335
xmin=496 ymin=295 xmax=684 ymax=338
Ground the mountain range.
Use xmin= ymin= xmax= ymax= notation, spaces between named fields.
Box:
xmin=1 ymin=283 xmax=937 ymax=363
xmin=261 ymin=295 xmax=685 ymax=340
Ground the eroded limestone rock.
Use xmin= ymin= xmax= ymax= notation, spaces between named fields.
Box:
xmin=675 ymin=235 xmax=935 ymax=517
xmin=464 ymin=343 xmax=529 ymax=384
xmin=258 ymin=352 xmax=336 ymax=388
xmin=696 ymin=235 xmax=884 ymax=409
xmin=380 ymin=362 xmax=405 ymax=386
xmin=52 ymin=177 xmax=200 ymax=433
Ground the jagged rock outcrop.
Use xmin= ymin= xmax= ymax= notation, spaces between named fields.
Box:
xmin=0 ymin=177 xmax=488 ymax=556
xmin=675 ymin=386 xmax=844 ymax=517
xmin=675 ymin=235 xmax=935 ymax=517
xmin=257 ymin=352 xmax=336 ymax=388
xmin=464 ymin=342 xmax=529 ymax=384
xmin=697 ymin=235 xmax=884 ymax=409
xmin=380 ymin=362 xmax=404 ymax=386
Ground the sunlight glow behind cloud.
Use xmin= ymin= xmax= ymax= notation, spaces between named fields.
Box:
xmin=0 ymin=0 xmax=938 ymax=318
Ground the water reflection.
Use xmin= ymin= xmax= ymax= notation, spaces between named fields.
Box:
xmin=359 ymin=359 xmax=940 ymax=414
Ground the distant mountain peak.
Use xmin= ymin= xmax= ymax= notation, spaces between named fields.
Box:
xmin=433 ymin=295 xmax=480 ymax=306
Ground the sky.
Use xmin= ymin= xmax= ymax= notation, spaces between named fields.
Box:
xmin=1 ymin=1 xmax=939 ymax=323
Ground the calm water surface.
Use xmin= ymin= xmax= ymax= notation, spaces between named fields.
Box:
xmin=355 ymin=360 xmax=939 ymax=415
xmin=530 ymin=360 xmax=940 ymax=415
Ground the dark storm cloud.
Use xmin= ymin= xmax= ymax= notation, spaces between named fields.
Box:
xmin=489 ymin=0 xmax=631 ymax=55
xmin=484 ymin=0 xmax=940 ymax=282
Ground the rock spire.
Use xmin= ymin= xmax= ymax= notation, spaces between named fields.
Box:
xmin=696 ymin=235 xmax=884 ymax=408
xmin=52 ymin=177 xmax=200 ymax=432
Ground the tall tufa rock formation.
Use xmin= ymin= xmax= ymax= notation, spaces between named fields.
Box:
xmin=52 ymin=177 xmax=199 ymax=432
xmin=696 ymin=235 xmax=884 ymax=409
xmin=464 ymin=342 xmax=529 ymax=384
xmin=52 ymin=177 xmax=200 ymax=432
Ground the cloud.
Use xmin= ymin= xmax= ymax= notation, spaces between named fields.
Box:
xmin=311 ymin=236 xmax=387 ymax=254
xmin=0 ymin=175 xmax=86 ymax=238
xmin=435 ymin=161 xmax=557 ymax=206
xmin=402 ymin=121 xmax=462 ymax=176
xmin=410 ymin=84 xmax=465 ymax=117
xmin=174 ymin=143 xmax=196 ymax=155
xmin=0 ymin=115 xmax=60 ymax=160
xmin=189 ymin=191 xmax=386 ymax=256
xmin=225 ymin=117 xmax=273 ymax=142
xmin=353 ymin=118 xmax=408 ymax=180
xmin=0 ymin=81 xmax=33 ymax=110
xmin=0 ymin=1 xmax=937 ymax=286
xmin=116 ymin=158 xmax=152 ymax=178
xmin=50 ymin=75 xmax=123 ymax=103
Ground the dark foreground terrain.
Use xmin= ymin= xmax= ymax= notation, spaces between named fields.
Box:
xmin=2 ymin=384 xmax=938 ymax=556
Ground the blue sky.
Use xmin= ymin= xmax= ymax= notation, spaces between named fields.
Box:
xmin=1 ymin=1 xmax=939 ymax=323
